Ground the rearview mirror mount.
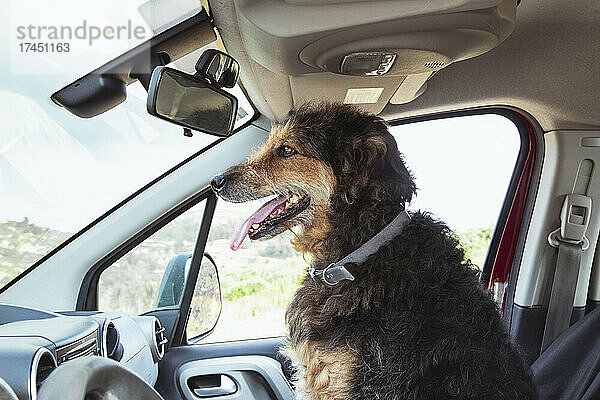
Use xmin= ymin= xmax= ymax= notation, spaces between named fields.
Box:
xmin=195 ymin=49 xmax=240 ymax=89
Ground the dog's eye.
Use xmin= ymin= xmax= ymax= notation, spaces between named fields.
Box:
xmin=277 ymin=145 xmax=297 ymax=158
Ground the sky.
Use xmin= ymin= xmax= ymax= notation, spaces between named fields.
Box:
xmin=391 ymin=115 xmax=519 ymax=231
xmin=0 ymin=0 xmax=520 ymax=236
xmin=0 ymin=0 xmax=250 ymax=232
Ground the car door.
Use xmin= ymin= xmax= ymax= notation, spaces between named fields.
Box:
xmin=75 ymin=187 xmax=296 ymax=400
xmin=156 ymin=338 xmax=293 ymax=399
xmin=153 ymin=193 xmax=300 ymax=400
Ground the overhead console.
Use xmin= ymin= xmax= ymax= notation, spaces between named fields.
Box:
xmin=223 ymin=0 xmax=516 ymax=117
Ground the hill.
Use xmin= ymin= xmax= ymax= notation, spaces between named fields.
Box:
xmin=0 ymin=217 xmax=491 ymax=342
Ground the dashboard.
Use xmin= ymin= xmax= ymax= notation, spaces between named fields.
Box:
xmin=0 ymin=304 xmax=167 ymax=400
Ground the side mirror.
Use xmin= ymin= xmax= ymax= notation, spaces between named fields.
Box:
xmin=156 ymin=252 xmax=192 ymax=309
xmin=147 ymin=66 xmax=238 ymax=137
xmin=156 ymin=253 xmax=221 ymax=341
xmin=187 ymin=253 xmax=222 ymax=341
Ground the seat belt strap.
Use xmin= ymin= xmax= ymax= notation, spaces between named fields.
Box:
xmin=540 ymin=241 xmax=582 ymax=353
xmin=542 ymin=194 xmax=591 ymax=354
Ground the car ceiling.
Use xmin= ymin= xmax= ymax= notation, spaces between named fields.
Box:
xmin=208 ymin=0 xmax=599 ymax=132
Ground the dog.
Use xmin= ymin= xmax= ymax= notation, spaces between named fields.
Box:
xmin=210 ymin=102 xmax=535 ymax=399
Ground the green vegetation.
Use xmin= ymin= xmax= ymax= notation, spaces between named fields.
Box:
xmin=0 ymin=217 xmax=492 ymax=342
xmin=0 ymin=218 xmax=71 ymax=287
xmin=459 ymin=226 xmax=494 ymax=269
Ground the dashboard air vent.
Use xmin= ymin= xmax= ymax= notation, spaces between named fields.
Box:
xmin=30 ymin=348 xmax=57 ymax=399
xmin=154 ymin=318 xmax=168 ymax=361
xmin=102 ymin=320 xmax=124 ymax=362
xmin=56 ymin=331 xmax=98 ymax=364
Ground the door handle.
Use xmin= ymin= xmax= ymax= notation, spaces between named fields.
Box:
xmin=188 ymin=374 xmax=237 ymax=398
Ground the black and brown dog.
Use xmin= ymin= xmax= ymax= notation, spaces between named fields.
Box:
xmin=210 ymin=102 xmax=535 ymax=399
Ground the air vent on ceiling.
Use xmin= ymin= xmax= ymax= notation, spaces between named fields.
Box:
xmin=424 ymin=61 xmax=445 ymax=69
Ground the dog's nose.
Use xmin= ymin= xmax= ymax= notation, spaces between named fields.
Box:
xmin=210 ymin=174 xmax=227 ymax=192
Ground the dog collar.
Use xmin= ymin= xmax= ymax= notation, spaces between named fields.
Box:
xmin=308 ymin=210 xmax=411 ymax=286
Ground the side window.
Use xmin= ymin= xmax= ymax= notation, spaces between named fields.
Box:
xmin=98 ymin=199 xmax=206 ymax=315
xmin=389 ymin=114 xmax=520 ymax=268
xmin=204 ymin=199 xmax=306 ymax=342
xmin=203 ymin=113 xmax=520 ymax=343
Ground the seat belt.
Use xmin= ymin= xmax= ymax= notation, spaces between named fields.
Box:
xmin=542 ymin=194 xmax=591 ymax=354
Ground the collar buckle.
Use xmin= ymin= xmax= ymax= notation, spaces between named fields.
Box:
xmin=308 ymin=209 xmax=411 ymax=287
xmin=322 ymin=263 xmax=342 ymax=286
xmin=309 ymin=263 xmax=354 ymax=286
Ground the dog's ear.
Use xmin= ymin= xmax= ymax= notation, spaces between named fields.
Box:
xmin=373 ymin=131 xmax=417 ymax=204
xmin=339 ymin=121 xmax=416 ymax=204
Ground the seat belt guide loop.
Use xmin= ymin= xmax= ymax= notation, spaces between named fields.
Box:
xmin=548 ymin=194 xmax=592 ymax=250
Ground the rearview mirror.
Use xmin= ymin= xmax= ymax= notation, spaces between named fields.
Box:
xmin=147 ymin=66 xmax=238 ymax=137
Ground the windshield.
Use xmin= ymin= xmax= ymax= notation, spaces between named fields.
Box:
xmin=0 ymin=0 xmax=254 ymax=288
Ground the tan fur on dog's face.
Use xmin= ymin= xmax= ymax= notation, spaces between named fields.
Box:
xmin=215 ymin=122 xmax=336 ymax=255
xmin=247 ymin=122 xmax=335 ymax=207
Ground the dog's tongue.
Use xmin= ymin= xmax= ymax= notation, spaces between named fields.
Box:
xmin=230 ymin=195 xmax=288 ymax=251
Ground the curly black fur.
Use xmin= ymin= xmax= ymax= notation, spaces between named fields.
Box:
xmin=283 ymin=102 xmax=536 ymax=399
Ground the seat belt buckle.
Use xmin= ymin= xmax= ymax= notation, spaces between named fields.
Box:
xmin=548 ymin=194 xmax=592 ymax=250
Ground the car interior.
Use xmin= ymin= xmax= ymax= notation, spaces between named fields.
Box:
xmin=0 ymin=0 xmax=599 ymax=399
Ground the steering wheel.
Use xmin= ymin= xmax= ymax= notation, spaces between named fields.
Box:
xmin=38 ymin=357 xmax=164 ymax=400
xmin=0 ymin=376 xmax=18 ymax=400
